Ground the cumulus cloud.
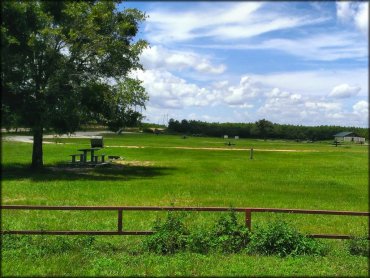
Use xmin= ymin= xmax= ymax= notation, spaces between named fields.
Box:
xmin=249 ymin=69 xmax=367 ymax=97
xmin=329 ymin=84 xmax=361 ymax=98
xmin=353 ymin=100 xmax=368 ymax=115
xmin=212 ymin=80 xmax=229 ymax=89
xmin=131 ymin=69 xmax=216 ymax=109
xmin=223 ymin=76 xmax=260 ymax=106
xmin=258 ymin=89 xmax=345 ymax=126
xmin=336 ymin=2 xmax=356 ymax=21
xmin=336 ymin=1 xmax=368 ymax=34
xmin=132 ymin=69 xmax=262 ymax=112
xmin=355 ymin=3 xmax=369 ymax=34
xmin=140 ymin=45 xmax=226 ymax=74
xmin=132 ymin=67 xmax=368 ymax=127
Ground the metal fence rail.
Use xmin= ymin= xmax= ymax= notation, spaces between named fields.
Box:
xmin=1 ymin=205 xmax=369 ymax=239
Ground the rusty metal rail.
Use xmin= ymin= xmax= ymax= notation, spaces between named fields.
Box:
xmin=1 ymin=205 xmax=369 ymax=239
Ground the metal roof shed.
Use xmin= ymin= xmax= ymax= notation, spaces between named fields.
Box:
xmin=333 ymin=132 xmax=356 ymax=137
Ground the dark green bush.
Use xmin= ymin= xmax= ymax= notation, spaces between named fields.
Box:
xmin=143 ymin=212 xmax=189 ymax=255
xmin=210 ymin=210 xmax=251 ymax=254
xmin=187 ymin=228 xmax=213 ymax=254
xmin=347 ymin=236 xmax=369 ymax=257
xmin=247 ymin=220 xmax=326 ymax=257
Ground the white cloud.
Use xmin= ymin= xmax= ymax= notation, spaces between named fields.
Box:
xmin=131 ymin=69 xmax=217 ymax=109
xmin=353 ymin=100 xmax=368 ymax=115
xmin=223 ymin=76 xmax=260 ymax=106
xmin=355 ymin=3 xmax=369 ymax=34
xmin=267 ymin=88 xmax=290 ymax=98
xmin=329 ymin=84 xmax=361 ymax=98
xmin=249 ymin=69 xmax=368 ymax=97
xmin=140 ymin=45 xmax=226 ymax=74
xmin=260 ymin=33 xmax=366 ymax=61
xmin=212 ymin=80 xmax=229 ymax=89
xmin=197 ymin=31 xmax=367 ymax=61
xmin=336 ymin=2 xmax=356 ymax=21
xmin=136 ymin=68 xmax=368 ymax=127
xmin=336 ymin=1 xmax=368 ymax=35
xmin=258 ymin=88 xmax=346 ymax=126
xmin=145 ymin=2 xmax=326 ymax=43
xmin=146 ymin=3 xmax=263 ymax=43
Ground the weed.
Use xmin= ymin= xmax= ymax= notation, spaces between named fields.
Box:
xmin=1 ymin=234 xmax=96 ymax=256
xmin=210 ymin=210 xmax=250 ymax=254
xmin=143 ymin=212 xmax=189 ymax=254
xmin=187 ymin=228 xmax=213 ymax=254
xmin=247 ymin=220 xmax=326 ymax=257
xmin=1 ymin=234 xmax=33 ymax=250
xmin=347 ymin=236 xmax=369 ymax=257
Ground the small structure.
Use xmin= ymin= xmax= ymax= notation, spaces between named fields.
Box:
xmin=235 ymin=136 xmax=239 ymax=140
xmin=91 ymin=136 xmax=103 ymax=148
xmin=224 ymin=135 xmax=228 ymax=139
xmin=69 ymin=136 xmax=105 ymax=164
xmin=225 ymin=141 xmax=235 ymax=146
xmin=333 ymin=132 xmax=365 ymax=143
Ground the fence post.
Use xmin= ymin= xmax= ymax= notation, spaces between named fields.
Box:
xmin=245 ymin=209 xmax=252 ymax=231
xmin=117 ymin=209 xmax=123 ymax=232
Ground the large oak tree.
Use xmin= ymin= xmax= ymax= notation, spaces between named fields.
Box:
xmin=1 ymin=1 xmax=149 ymax=168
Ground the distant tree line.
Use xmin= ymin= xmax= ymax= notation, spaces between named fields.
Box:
xmin=167 ymin=119 xmax=368 ymax=141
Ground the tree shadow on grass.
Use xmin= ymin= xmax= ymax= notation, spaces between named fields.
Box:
xmin=1 ymin=162 xmax=176 ymax=182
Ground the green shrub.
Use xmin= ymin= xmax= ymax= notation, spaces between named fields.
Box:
xmin=187 ymin=228 xmax=213 ymax=254
xmin=347 ymin=236 xmax=369 ymax=257
xmin=143 ymin=212 xmax=189 ymax=254
xmin=248 ymin=220 xmax=326 ymax=257
xmin=210 ymin=210 xmax=251 ymax=254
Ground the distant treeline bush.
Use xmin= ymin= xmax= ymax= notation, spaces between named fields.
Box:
xmin=167 ymin=119 xmax=368 ymax=141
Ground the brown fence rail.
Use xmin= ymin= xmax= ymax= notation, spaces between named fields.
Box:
xmin=1 ymin=205 xmax=369 ymax=239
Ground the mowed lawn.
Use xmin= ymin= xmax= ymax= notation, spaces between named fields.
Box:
xmin=1 ymin=133 xmax=369 ymax=276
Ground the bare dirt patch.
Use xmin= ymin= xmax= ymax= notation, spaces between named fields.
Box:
xmin=112 ymin=160 xmax=154 ymax=167
xmin=105 ymin=145 xmax=318 ymax=152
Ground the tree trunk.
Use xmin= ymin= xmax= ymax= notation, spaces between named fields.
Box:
xmin=31 ymin=128 xmax=43 ymax=169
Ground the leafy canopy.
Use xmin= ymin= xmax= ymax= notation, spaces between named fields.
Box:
xmin=1 ymin=1 xmax=149 ymax=133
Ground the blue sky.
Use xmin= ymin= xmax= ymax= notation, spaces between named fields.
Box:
xmin=119 ymin=1 xmax=368 ymax=127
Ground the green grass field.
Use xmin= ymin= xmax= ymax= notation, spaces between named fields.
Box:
xmin=1 ymin=133 xmax=369 ymax=276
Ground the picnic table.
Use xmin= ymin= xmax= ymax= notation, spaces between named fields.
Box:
xmin=224 ymin=141 xmax=235 ymax=146
xmin=77 ymin=147 xmax=101 ymax=163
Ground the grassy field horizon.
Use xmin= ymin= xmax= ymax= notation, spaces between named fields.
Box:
xmin=1 ymin=132 xmax=369 ymax=276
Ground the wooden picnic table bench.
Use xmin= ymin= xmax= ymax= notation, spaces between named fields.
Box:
xmin=70 ymin=154 xmax=84 ymax=163
xmin=77 ymin=148 xmax=101 ymax=163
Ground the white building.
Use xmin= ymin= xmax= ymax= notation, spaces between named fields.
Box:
xmin=334 ymin=132 xmax=365 ymax=143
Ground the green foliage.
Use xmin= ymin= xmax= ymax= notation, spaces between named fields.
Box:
xmin=1 ymin=1 xmax=149 ymax=167
xmin=143 ymin=210 xmax=250 ymax=255
xmin=187 ymin=228 xmax=213 ymax=254
xmin=210 ymin=210 xmax=251 ymax=254
xmin=247 ymin=220 xmax=327 ymax=257
xmin=255 ymin=119 xmax=274 ymax=140
xmin=168 ymin=118 xmax=368 ymax=140
xmin=347 ymin=236 xmax=369 ymax=257
xmin=143 ymin=212 xmax=189 ymax=255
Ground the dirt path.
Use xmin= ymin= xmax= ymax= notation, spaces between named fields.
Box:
xmin=2 ymin=131 xmax=114 ymax=144
xmin=3 ymin=132 xmax=318 ymax=152
xmin=107 ymin=145 xmax=319 ymax=152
